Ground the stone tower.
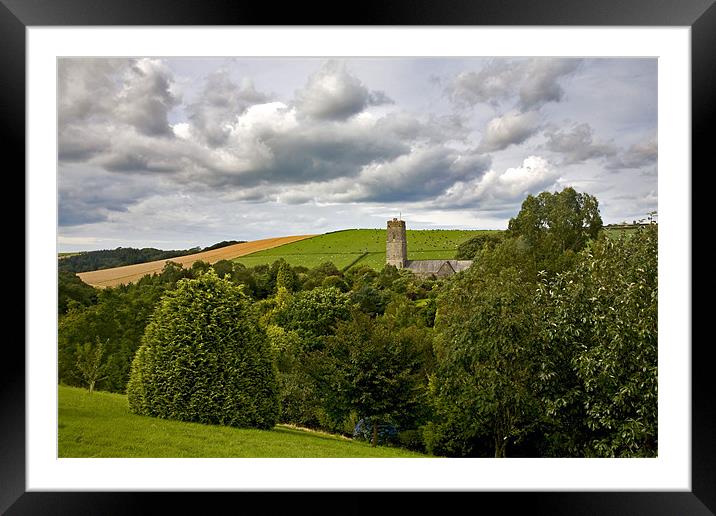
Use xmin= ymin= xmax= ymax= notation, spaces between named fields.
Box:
xmin=386 ymin=218 xmax=407 ymax=268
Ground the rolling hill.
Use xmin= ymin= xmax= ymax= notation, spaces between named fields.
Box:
xmin=232 ymin=229 xmax=496 ymax=270
xmin=77 ymin=234 xmax=316 ymax=288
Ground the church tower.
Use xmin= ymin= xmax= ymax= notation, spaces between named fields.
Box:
xmin=386 ymin=218 xmax=407 ymax=268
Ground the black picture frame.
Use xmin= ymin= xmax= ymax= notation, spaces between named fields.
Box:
xmin=5 ymin=0 xmax=713 ymax=514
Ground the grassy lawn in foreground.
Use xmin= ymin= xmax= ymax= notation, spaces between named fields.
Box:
xmin=233 ymin=228 xmax=496 ymax=270
xmin=58 ymin=385 xmax=429 ymax=458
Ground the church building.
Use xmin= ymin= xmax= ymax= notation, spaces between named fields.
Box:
xmin=386 ymin=218 xmax=473 ymax=278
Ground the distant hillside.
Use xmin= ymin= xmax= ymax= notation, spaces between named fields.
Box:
xmin=233 ymin=229 xmax=496 ymax=270
xmin=58 ymin=241 xmax=244 ymax=273
xmin=77 ymin=235 xmax=316 ymax=288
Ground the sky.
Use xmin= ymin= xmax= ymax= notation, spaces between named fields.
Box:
xmin=57 ymin=57 xmax=657 ymax=252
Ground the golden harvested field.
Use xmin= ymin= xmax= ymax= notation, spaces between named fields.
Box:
xmin=77 ymin=235 xmax=317 ymax=288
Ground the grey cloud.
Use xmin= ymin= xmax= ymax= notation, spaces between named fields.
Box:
xmin=101 ymin=152 xmax=182 ymax=173
xmin=448 ymin=58 xmax=582 ymax=110
xmin=518 ymin=59 xmax=582 ymax=109
xmin=202 ymin=111 xmax=412 ymax=188
xmin=58 ymin=166 xmax=162 ymax=226
xmin=545 ymin=123 xmax=617 ymax=164
xmin=58 ymin=58 xmax=130 ymax=126
xmin=249 ymin=146 xmax=492 ymax=206
xmin=373 ymin=112 xmax=469 ymax=144
xmin=448 ymin=61 xmax=522 ymax=107
xmin=331 ymin=147 xmax=491 ymax=203
xmin=478 ymin=111 xmax=541 ymax=152
xmin=59 ymin=58 xmax=180 ymax=170
xmin=606 ymin=136 xmax=657 ymax=170
xmin=58 ymin=126 xmax=111 ymax=162
xmin=187 ymin=70 xmax=269 ymax=147
xmin=116 ymin=59 xmax=180 ymax=136
xmin=295 ymin=61 xmax=393 ymax=121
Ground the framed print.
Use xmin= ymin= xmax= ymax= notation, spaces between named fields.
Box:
xmin=5 ymin=0 xmax=714 ymax=513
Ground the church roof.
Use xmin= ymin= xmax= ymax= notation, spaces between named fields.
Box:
xmin=405 ymin=259 xmax=473 ymax=274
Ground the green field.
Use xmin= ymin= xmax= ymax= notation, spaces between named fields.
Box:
xmin=233 ymin=229 xmax=497 ymax=270
xmin=58 ymin=386 xmax=429 ymax=458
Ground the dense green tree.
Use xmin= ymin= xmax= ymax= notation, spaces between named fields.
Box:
xmin=426 ymin=238 xmax=541 ymax=457
xmin=266 ymin=286 xmax=351 ymax=429
xmin=537 ymin=225 xmax=657 ymax=457
xmin=321 ymin=275 xmax=350 ymax=292
xmin=275 ymin=260 xmax=299 ymax=293
xmin=158 ymin=260 xmax=191 ymax=284
xmin=127 ymin=270 xmax=279 ymax=429
xmin=58 ymin=282 xmax=168 ymax=392
xmin=349 ymin=284 xmax=388 ymax=317
xmin=320 ymin=311 xmax=425 ymax=446
xmin=58 ymin=271 xmax=97 ymax=315
xmin=211 ymin=259 xmax=234 ymax=279
xmin=190 ymin=259 xmax=211 ymax=276
xmin=301 ymin=261 xmax=343 ymax=290
xmin=344 ymin=265 xmax=379 ymax=290
xmin=507 ymin=187 xmax=602 ymax=274
xmin=454 ymin=232 xmax=505 ymax=260
xmin=274 ymin=286 xmax=351 ymax=345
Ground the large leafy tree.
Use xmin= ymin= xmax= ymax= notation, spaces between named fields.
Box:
xmin=127 ymin=270 xmax=279 ymax=429
xmin=267 ymin=286 xmax=351 ymax=430
xmin=273 ymin=286 xmax=351 ymax=345
xmin=319 ymin=311 xmax=425 ymax=446
xmin=508 ymin=187 xmax=602 ymax=274
xmin=426 ymin=239 xmax=542 ymax=457
xmin=537 ymin=225 xmax=658 ymax=457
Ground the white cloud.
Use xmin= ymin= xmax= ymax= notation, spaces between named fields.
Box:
xmin=434 ymin=156 xmax=560 ymax=209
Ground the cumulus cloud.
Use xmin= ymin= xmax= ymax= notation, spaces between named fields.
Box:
xmin=544 ymin=123 xmax=617 ymax=164
xmin=518 ymin=59 xmax=582 ymax=109
xmin=58 ymin=57 xmax=181 ymax=169
xmin=244 ymin=146 xmax=491 ymax=205
xmin=187 ymin=70 xmax=269 ymax=147
xmin=335 ymin=146 xmax=491 ymax=203
xmin=448 ymin=58 xmax=582 ymax=110
xmin=433 ymin=156 xmax=560 ymax=209
xmin=115 ymin=59 xmax=180 ymax=136
xmin=294 ymin=61 xmax=393 ymax=120
xmin=56 ymin=57 xmax=657 ymax=242
xmin=58 ymin=58 xmax=130 ymax=126
xmin=478 ymin=111 xmax=541 ymax=152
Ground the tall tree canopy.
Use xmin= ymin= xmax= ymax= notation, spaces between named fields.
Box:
xmin=537 ymin=225 xmax=658 ymax=457
xmin=507 ymin=187 xmax=602 ymax=274
xmin=426 ymin=238 xmax=541 ymax=457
